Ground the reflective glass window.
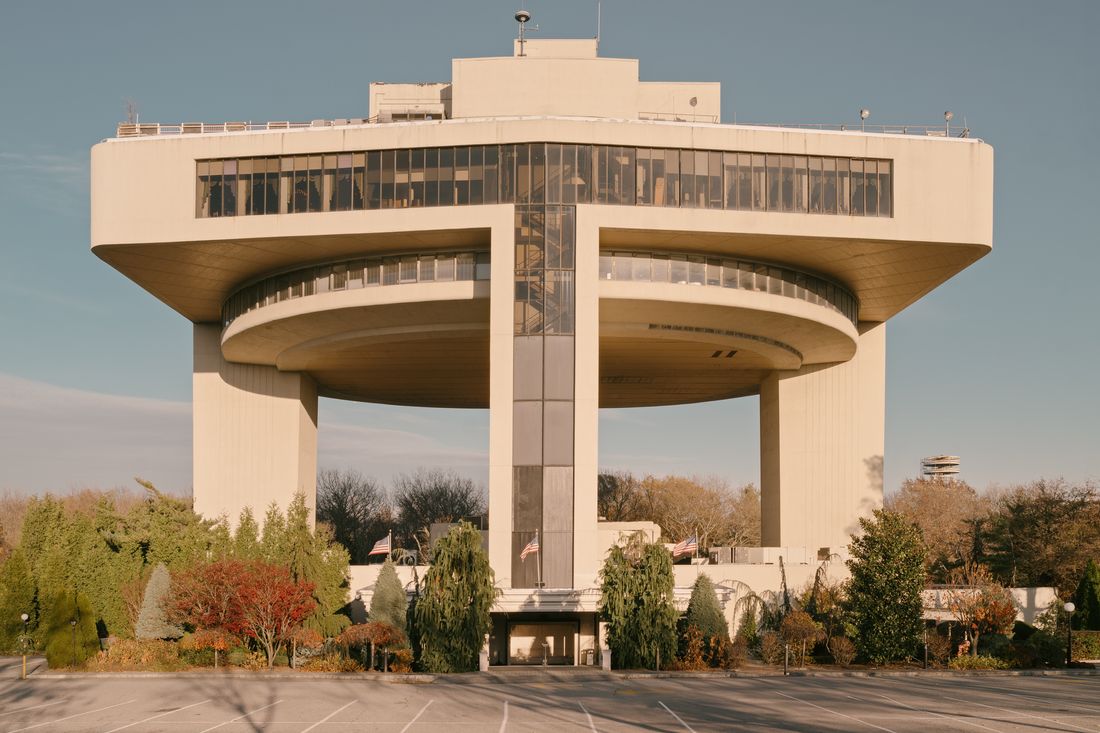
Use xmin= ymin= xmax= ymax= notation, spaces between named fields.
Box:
xmin=850 ymin=159 xmax=865 ymax=216
xmin=679 ymin=150 xmax=695 ymax=208
xmin=864 ymin=159 xmax=879 ymax=216
xmin=878 ymin=160 xmax=892 ymax=217
xmin=410 ymin=148 xmax=425 ymax=207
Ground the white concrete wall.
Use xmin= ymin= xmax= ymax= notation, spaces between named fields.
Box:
xmin=760 ymin=322 xmax=886 ymax=552
xmin=487 ymin=211 xmax=516 ymax=587
xmin=573 ymin=207 xmax=601 ymax=590
xmin=193 ymin=324 xmax=317 ymax=526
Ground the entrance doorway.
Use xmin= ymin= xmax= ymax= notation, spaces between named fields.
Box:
xmin=507 ymin=621 xmax=578 ymax=665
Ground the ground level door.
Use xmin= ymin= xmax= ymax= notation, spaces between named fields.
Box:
xmin=507 ymin=621 xmax=578 ymax=665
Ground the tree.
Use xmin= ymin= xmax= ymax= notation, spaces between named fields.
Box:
xmin=599 ymin=533 xmax=678 ymax=669
xmin=339 ymin=621 xmax=405 ymax=671
xmin=135 ymin=563 xmax=182 ymax=640
xmin=846 ymin=510 xmax=926 ymax=664
xmin=780 ymin=609 xmax=822 ymax=667
xmin=0 ymin=549 xmax=35 ymax=651
xmin=946 ymin=568 xmax=1018 ymax=657
xmin=597 ymin=470 xmax=644 ymax=521
xmin=414 ymin=522 xmax=498 ymax=672
xmin=317 ymin=469 xmax=392 ymax=564
xmin=393 ymin=469 xmax=485 ymax=551
xmin=234 ymin=509 xmax=261 ymax=559
xmin=630 ymin=475 xmax=761 ymax=550
xmin=1072 ymin=559 xmax=1100 ymax=631
xmin=683 ymin=574 xmax=728 ymax=643
xmin=885 ymin=478 xmax=987 ymax=580
xmin=980 ymin=479 xmax=1100 ymax=591
xmin=235 ymin=562 xmax=316 ymax=668
xmin=42 ymin=590 xmax=99 ymax=668
xmin=370 ymin=558 xmax=408 ymax=632
xmin=180 ymin=627 xmax=236 ymax=668
xmin=169 ymin=559 xmax=252 ymax=634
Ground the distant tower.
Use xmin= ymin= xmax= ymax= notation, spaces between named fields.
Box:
xmin=921 ymin=455 xmax=960 ymax=481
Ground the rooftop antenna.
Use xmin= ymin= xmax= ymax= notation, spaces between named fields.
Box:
xmin=515 ymin=10 xmax=532 ymax=57
xmin=124 ymin=98 xmax=139 ymax=125
xmin=596 ymin=1 xmax=601 ymax=51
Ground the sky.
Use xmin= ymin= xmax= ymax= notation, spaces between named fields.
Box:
xmin=1 ymin=1 xmax=1097 ymax=498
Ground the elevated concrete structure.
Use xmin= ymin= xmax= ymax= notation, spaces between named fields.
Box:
xmin=93 ymin=29 xmax=992 ymax=663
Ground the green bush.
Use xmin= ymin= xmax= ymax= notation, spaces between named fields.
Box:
xmin=1071 ymin=630 xmax=1100 ymax=660
xmin=178 ymin=646 xmax=215 ymax=667
xmin=948 ymin=655 xmax=1010 ymax=670
xmin=43 ymin=591 xmax=100 ymax=668
xmin=978 ymin=633 xmax=1012 ymax=660
xmin=1027 ymin=630 xmax=1067 ymax=667
xmin=759 ymin=631 xmax=784 ymax=665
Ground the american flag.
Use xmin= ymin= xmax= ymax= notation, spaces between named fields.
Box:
xmin=520 ymin=534 xmax=539 ymax=560
xmin=672 ymin=534 xmax=698 ymax=557
xmin=368 ymin=534 xmax=391 ymax=556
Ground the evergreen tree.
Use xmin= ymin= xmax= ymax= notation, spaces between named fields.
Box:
xmin=126 ymin=479 xmax=213 ymax=569
xmin=209 ymin=517 xmax=234 ymax=559
xmin=282 ymin=495 xmax=352 ymax=637
xmin=260 ymin=502 xmax=288 ymax=561
xmin=42 ymin=590 xmax=99 ymax=668
xmin=0 ymin=549 xmax=36 ymax=651
xmin=370 ymin=557 xmax=408 ymax=632
xmin=599 ymin=533 xmax=678 ymax=669
xmin=683 ymin=574 xmax=728 ymax=642
xmin=135 ymin=563 xmax=182 ymax=640
xmin=1073 ymin=559 xmax=1100 ymax=631
xmin=414 ymin=522 xmax=498 ymax=672
xmin=234 ymin=509 xmax=260 ymax=559
xmin=20 ymin=495 xmax=72 ymax=629
xmin=846 ymin=510 xmax=926 ymax=664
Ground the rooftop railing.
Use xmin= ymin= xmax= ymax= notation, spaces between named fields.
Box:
xmin=116 ymin=118 xmax=970 ymax=139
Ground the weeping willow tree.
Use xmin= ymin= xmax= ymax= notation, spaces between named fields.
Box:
xmin=599 ymin=533 xmax=677 ymax=669
xmin=414 ymin=522 xmax=498 ymax=672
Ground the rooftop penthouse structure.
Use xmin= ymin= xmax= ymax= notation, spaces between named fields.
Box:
xmin=92 ymin=31 xmax=993 ymax=665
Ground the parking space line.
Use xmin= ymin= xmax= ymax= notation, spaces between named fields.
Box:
xmin=952 ymin=681 xmax=1100 ymax=714
xmin=0 ymin=701 xmax=64 ymax=718
xmin=498 ymin=700 xmax=508 ymax=733
xmin=578 ymin=701 xmax=598 ymax=732
xmin=658 ymin=701 xmax=697 ymax=732
xmin=774 ymin=691 xmax=897 ymax=733
xmin=936 ymin=693 xmax=1097 ymax=733
xmin=300 ymin=699 xmax=356 ymax=733
xmin=104 ymin=699 xmax=210 ymax=733
xmin=8 ymin=699 xmax=136 ymax=733
xmin=873 ymin=693 xmax=1001 ymax=732
xmin=197 ymin=699 xmax=282 ymax=733
xmin=399 ymin=699 xmax=434 ymax=733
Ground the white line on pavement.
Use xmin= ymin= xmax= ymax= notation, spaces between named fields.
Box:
xmin=578 ymin=701 xmax=598 ymax=732
xmin=399 ymin=699 xmax=434 ymax=733
xmin=658 ymin=701 xmax=697 ymax=733
xmin=951 ymin=681 xmax=1100 ymax=715
xmin=300 ymin=699 xmax=357 ymax=733
xmin=8 ymin=699 xmax=137 ymax=733
xmin=937 ymin=693 xmax=1098 ymax=733
xmin=197 ymin=699 xmax=282 ymax=733
xmin=774 ymin=691 xmax=898 ymax=733
xmin=0 ymin=701 xmax=64 ymax=717
xmin=874 ymin=693 xmax=1002 ymax=732
xmin=498 ymin=700 xmax=508 ymax=733
xmin=103 ymin=699 xmax=210 ymax=733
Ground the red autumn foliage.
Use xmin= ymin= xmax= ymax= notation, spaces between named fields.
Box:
xmin=170 ymin=559 xmax=315 ymax=668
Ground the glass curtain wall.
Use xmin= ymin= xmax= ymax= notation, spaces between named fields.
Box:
xmin=197 ymin=146 xmax=892 ymax=219
xmin=512 ymin=204 xmax=576 ymax=589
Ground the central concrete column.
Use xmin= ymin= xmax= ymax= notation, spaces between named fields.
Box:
xmin=759 ymin=321 xmax=885 ymax=553
xmin=193 ymin=324 xmax=317 ymax=526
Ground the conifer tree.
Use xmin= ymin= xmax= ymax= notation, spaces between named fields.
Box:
xmin=370 ymin=557 xmax=408 ymax=632
xmin=43 ymin=590 xmax=99 ymax=668
xmin=234 ymin=508 xmax=261 ymax=559
xmin=599 ymin=533 xmax=678 ymax=669
xmin=415 ymin=522 xmax=498 ymax=672
xmin=846 ymin=509 xmax=926 ymax=664
xmin=1073 ymin=559 xmax=1100 ymax=631
xmin=135 ymin=563 xmax=183 ymax=640
xmin=0 ymin=550 xmax=36 ymax=651
xmin=683 ymin=574 xmax=729 ymax=642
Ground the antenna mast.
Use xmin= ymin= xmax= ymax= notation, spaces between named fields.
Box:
xmin=515 ymin=10 xmax=531 ymax=57
xmin=596 ymin=1 xmax=601 ymax=50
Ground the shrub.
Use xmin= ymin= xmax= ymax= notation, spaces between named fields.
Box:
xmin=89 ymin=639 xmax=182 ymax=671
xmin=390 ymin=648 xmax=414 ymax=673
xmin=708 ymin=636 xmax=746 ymax=669
xmin=683 ymin=575 xmax=729 ymax=643
xmin=1028 ymin=630 xmax=1066 ymax=666
xmin=1072 ymin=630 xmax=1100 ymax=661
xmin=925 ymin=632 xmax=952 ymax=666
xmin=673 ymin=625 xmax=708 ymax=670
xmin=300 ymin=653 xmax=364 ymax=672
xmin=780 ymin=610 xmax=822 ymax=667
xmin=828 ymin=636 xmax=856 ymax=667
xmin=948 ymin=654 xmax=1009 ymax=670
xmin=43 ymin=590 xmax=100 ymax=669
xmin=978 ymin=633 xmax=1012 ymax=661
xmin=759 ymin=631 xmax=784 ymax=665
xmin=135 ymin=563 xmax=183 ymax=640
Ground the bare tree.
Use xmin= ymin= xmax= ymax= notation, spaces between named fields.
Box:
xmin=597 ymin=470 xmax=644 ymax=521
xmin=316 ymin=469 xmax=392 ymax=564
xmin=885 ymin=478 xmax=988 ymax=580
xmin=393 ymin=469 xmax=485 ymax=550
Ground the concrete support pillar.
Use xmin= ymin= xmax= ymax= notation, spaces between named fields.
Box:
xmin=759 ymin=321 xmax=885 ymax=553
xmin=193 ymin=323 xmax=318 ymax=526
xmin=572 ymin=207 xmax=600 ymax=590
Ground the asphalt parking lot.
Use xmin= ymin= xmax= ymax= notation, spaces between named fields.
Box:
xmin=1 ymin=663 xmax=1098 ymax=732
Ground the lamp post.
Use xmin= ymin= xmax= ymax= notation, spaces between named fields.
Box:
xmin=859 ymin=108 xmax=870 ymax=132
xmin=1064 ymin=601 xmax=1076 ymax=666
xmin=20 ymin=613 xmax=29 ymax=680
xmin=69 ymin=619 xmax=77 ymax=669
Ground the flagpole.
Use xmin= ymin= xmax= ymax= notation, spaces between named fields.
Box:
xmin=388 ymin=530 xmax=393 ymax=560
xmin=536 ymin=530 xmax=542 ymax=588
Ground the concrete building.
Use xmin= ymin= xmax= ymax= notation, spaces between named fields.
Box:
xmin=92 ymin=33 xmax=993 ymax=665
xmin=921 ymin=454 xmax=961 ymax=480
